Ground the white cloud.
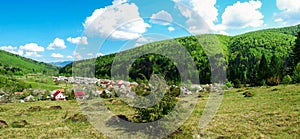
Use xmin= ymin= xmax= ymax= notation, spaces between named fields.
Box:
xmin=150 ymin=10 xmax=173 ymax=25
xmin=96 ymin=53 xmax=104 ymax=57
xmin=168 ymin=27 xmax=175 ymax=32
xmin=51 ymin=53 xmax=64 ymax=58
xmin=1 ymin=43 xmax=44 ymax=58
xmin=20 ymin=43 xmax=44 ymax=52
xmin=0 ymin=45 xmax=23 ymax=55
xmin=24 ymin=52 xmax=42 ymax=58
xmin=112 ymin=0 xmax=127 ymax=5
xmin=174 ymin=0 xmax=215 ymax=34
xmin=67 ymin=36 xmax=88 ymax=45
xmin=47 ymin=38 xmax=67 ymax=50
xmin=83 ymin=3 xmax=151 ymax=40
xmin=73 ymin=51 xmax=82 ymax=60
xmin=274 ymin=0 xmax=300 ymax=25
xmin=220 ymin=0 xmax=264 ymax=29
xmin=66 ymin=55 xmax=73 ymax=59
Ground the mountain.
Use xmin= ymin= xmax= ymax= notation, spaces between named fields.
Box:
xmin=50 ymin=61 xmax=73 ymax=67
xmin=60 ymin=24 xmax=299 ymax=85
xmin=0 ymin=50 xmax=58 ymax=75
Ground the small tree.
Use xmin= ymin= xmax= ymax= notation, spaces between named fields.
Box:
xmin=282 ymin=75 xmax=292 ymax=84
xmin=293 ymin=62 xmax=300 ymax=83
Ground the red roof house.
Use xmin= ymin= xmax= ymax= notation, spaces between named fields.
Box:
xmin=53 ymin=90 xmax=66 ymax=101
xmin=75 ymin=92 xmax=85 ymax=99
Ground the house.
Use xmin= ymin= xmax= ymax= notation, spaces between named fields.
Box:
xmin=58 ymin=89 xmax=65 ymax=93
xmin=181 ymin=86 xmax=192 ymax=95
xmin=14 ymin=92 xmax=24 ymax=95
xmin=24 ymin=95 xmax=35 ymax=102
xmin=75 ymin=92 xmax=85 ymax=100
xmin=53 ymin=90 xmax=66 ymax=101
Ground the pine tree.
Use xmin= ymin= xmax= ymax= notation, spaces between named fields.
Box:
xmin=257 ymin=54 xmax=268 ymax=85
xmin=293 ymin=32 xmax=300 ymax=67
xmin=269 ymin=54 xmax=280 ymax=77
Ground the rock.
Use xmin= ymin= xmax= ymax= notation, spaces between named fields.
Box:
xmin=108 ymin=114 xmax=130 ymax=123
xmin=0 ymin=120 xmax=8 ymax=128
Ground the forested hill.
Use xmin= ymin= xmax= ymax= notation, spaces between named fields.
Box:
xmin=0 ymin=50 xmax=58 ymax=75
xmin=261 ymin=24 xmax=300 ymax=36
xmin=60 ymin=24 xmax=300 ymax=86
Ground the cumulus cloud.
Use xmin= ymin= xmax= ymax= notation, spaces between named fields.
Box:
xmin=47 ymin=38 xmax=67 ymax=50
xmin=96 ymin=53 xmax=104 ymax=57
xmin=66 ymin=55 xmax=73 ymax=59
xmin=112 ymin=0 xmax=127 ymax=5
xmin=220 ymin=0 xmax=264 ymax=29
xmin=0 ymin=45 xmax=23 ymax=55
xmin=51 ymin=53 xmax=64 ymax=58
xmin=168 ymin=27 xmax=175 ymax=32
xmin=20 ymin=43 xmax=44 ymax=52
xmin=73 ymin=51 xmax=82 ymax=60
xmin=174 ymin=0 xmax=215 ymax=34
xmin=24 ymin=52 xmax=42 ymax=58
xmin=150 ymin=10 xmax=173 ymax=25
xmin=274 ymin=0 xmax=300 ymax=25
xmin=1 ymin=43 xmax=44 ymax=58
xmin=83 ymin=3 xmax=151 ymax=40
xmin=67 ymin=36 xmax=88 ymax=45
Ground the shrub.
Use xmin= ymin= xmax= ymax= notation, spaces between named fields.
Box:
xmin=233 ymin=79 xmax=242 ymax=88
xmin=225 ymin=81 xmax=234 ymax=88
xmin=293 ymin=62 xmax=300 ymax=83
xmin=266 ymin=76 xmax=281 ymax=86
xmin=282 ymin=75 xmax=292 ymax=84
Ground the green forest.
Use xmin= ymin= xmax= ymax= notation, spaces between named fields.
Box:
xmin=59 ymin=24 xmax=300 ymax=87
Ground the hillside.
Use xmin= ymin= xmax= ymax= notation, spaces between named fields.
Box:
xmin=60 ymin=24 xmax=299 ymax=85
xmin=0 ymin=50 xmax=58 ymax=75
xmin=262 ymin=24 xmax=300 ymax=36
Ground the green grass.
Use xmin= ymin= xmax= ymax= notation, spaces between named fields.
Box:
xmin=0 ymin=84 xmax=299 ymax=138
xmin=0 ymin=50 xmax=58 ymax=74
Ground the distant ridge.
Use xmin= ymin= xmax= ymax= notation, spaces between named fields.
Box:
xmin=50 ymin=61 xmax=73 ymax=67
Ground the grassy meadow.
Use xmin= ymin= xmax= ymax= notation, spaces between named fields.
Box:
xmin=0 ymin=84 xmax=299 ymax=138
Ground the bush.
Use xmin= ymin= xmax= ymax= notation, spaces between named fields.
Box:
xmin=266 ymin=76 xmax=281 ymax=86
xmin=225 ymin=81 xmax=234 ymax=88
xmin=282 ymin=75 xmax=292 ymax=84
xmin=293 ymin=62 xmax=300 ymax=83
xmin=233 ymin=79 xmax=242 ymax=88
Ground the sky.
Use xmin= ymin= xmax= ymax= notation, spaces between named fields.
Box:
xmin=0 ymin=0 xmax=299 ymax=63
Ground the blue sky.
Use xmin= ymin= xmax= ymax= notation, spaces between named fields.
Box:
xmin=0 ymin=0 xmax=299 ymax=62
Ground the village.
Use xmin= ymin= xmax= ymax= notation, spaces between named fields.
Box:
xmin=0 ymin=75 xmax=224 ymax=103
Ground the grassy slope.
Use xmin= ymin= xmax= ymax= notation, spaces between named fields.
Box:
xmin=0 ymin=84 xmax=299 ymax=138
xmin=0 ymin=50 xmax=58 ymax=74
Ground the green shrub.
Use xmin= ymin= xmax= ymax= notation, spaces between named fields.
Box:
xmin=293 ymin=63 xmax=300 ymax=83
xmin=282 ymin=75 xmax=292 ymax=84
xmin=225 ymin=81 xmax=234 ymax=88
xmin=233 ymin=79 xmax=242 ymax=88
